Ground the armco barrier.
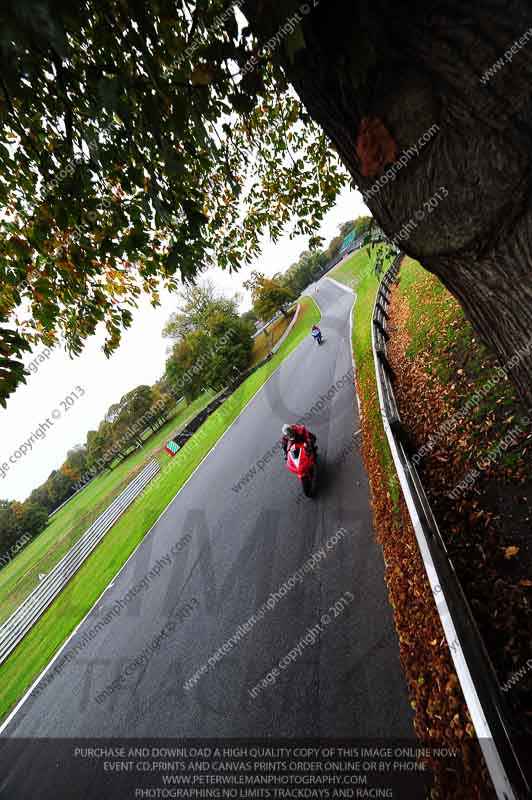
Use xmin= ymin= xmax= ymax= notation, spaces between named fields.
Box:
xmin=252 ymin=311 xmax=282 ymax=339
xmin=372 ymin=256 xmax=531 ymax=800
xmin=0 ymin=459 xmax=160 ymax=666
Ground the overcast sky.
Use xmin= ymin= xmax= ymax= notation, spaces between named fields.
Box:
xmin=0 ymin=184 xmax=368 ymax=502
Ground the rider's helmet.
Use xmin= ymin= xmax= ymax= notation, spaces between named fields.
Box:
xmin=282 ymin=424 xmax=295 ymax=438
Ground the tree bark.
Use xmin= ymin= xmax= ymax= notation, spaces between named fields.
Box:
xmin=244 ymin=0 xmax=532 ymax=404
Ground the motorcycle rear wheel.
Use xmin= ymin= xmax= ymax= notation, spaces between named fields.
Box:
xmin=302 ymin=476 xmax=313 ymax=497
xmin=302 ymin=463 xmax=317 ymax=497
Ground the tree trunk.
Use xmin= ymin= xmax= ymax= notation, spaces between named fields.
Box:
xmin=243 ymin=0 xmax=532 ymax=405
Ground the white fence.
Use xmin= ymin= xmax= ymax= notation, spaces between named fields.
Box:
xmin=0 ymin=459 xmax=160 ymax=666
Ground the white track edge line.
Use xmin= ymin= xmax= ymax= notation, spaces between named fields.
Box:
xmin=325 ymin=276 xmax=355 ymax=294
xmin=348 ymin=293 xmax=362 ymax=416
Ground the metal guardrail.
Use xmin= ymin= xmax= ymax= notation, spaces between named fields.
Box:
xmin=372 ymin=256 xmax=531 ymax=800
xmin=252 ymin=311 xmax=282 ymax=339
xmin=0 ymin=459 xmax=160 ymax=666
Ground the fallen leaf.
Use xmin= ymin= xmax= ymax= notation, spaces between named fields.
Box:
xmin=504 ymin=546 xmax=520 ymax=559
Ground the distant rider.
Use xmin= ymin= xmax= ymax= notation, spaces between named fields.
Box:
xmin=311 ymin=324 xmax=322 ymax=343
xmin=281 ymin=424 xmax=317 ymax=461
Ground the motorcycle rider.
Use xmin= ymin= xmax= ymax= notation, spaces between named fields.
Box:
xmin=311 ymin=324 xmax=322 ymax=343
xmin=281 ymin=424 xmax=317 ymax=461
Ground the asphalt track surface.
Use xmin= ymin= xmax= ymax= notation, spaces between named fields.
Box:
xmin=0 ymin=277 xmax=415 ymax=796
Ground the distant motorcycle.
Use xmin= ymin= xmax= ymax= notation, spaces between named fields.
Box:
xmin=311 ymin=328 xmax=323 ymax=345
xmin=286 ymin=440 xmax=318 ymax=497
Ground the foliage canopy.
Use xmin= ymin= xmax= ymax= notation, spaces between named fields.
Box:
xmin=0 ymin=0 xmax=348 ymax=404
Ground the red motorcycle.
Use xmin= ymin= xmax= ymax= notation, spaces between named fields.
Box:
xmin=286 ymin=440 xmax=318 ymax=497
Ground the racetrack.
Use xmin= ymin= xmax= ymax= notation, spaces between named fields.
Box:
xmin=0 ymin=278 xmax=414 ymax=795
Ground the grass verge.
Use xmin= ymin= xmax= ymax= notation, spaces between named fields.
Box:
xmin=0 ymin=296 xmax=319 ymax=724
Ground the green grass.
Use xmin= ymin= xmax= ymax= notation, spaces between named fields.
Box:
xmin=398 ymin=258 xmax=468 ymax=381
xmin=0 ymin=295 xmax=320 ymax=723
xmin=396 ymin=257 xmax=524 ymax=461
xmin=331 ymin=246 xmax=401 ymax=512
xmin=328 ymin=247 xmax=374 ymax=289
xmin=0 ymin=391 xmax=216 ymax=625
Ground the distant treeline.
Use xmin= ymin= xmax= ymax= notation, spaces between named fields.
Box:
xmin=275 ymin=216 xmax=371 ymax=295
xmin=0 ymin=383 xmax=175 ymax=566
